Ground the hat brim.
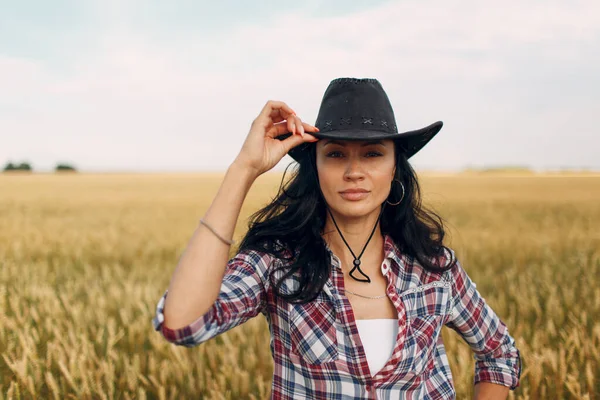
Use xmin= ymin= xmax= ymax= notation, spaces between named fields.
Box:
xmin=279 ymin=121 xmax=443 ymax=162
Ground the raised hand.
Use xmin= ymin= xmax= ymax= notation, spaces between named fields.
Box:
xmin=234 ymin=100 xmax=319 ymax=177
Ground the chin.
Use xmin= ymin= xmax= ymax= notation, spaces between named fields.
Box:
xmin=328 ymin=200 xmax=380 ymax=219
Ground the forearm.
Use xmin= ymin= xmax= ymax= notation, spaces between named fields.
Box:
xmin=162 ymin=160 xmax=258 ymax=330
xmin=474 ymin=382 xmax=509 ymax=400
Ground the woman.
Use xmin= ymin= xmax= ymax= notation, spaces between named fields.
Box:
xmin=153 ymin=78 xmax=521 ymax=399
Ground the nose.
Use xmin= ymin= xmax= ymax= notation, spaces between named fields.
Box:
xmin=343 ymin=155 xmax=365 ymax=181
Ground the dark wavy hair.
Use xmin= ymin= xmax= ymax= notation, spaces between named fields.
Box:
xmin=237 ymin=142 xmax=456 ymax=304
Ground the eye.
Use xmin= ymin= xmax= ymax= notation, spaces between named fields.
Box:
xmin=325 ymin=151 xmax=383 ymax=158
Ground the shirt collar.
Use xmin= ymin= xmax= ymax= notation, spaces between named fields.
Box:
xmin=383 ymin=233 xmax=403 ymax=267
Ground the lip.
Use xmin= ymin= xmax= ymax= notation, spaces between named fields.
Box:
xmin=339 ymin=188 xmax=370 ymax=201
xmin=340 ymin=188 xmax=369 ymax=194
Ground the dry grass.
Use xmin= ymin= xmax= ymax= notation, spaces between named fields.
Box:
xmin=1 ymin=171 xmax=599 ymax=399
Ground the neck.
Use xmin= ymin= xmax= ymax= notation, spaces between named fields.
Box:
xmin=322 ymin=206 xmax=385 ymax=277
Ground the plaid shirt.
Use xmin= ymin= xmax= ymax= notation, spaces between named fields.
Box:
xmin=153 ymin=234 xmax=521 ymax=399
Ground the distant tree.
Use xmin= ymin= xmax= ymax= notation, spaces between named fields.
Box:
xmin=55 ymin=163 xmax=77 ymax=172
xmin=462 ymin=165 xmax=533 ymax=174
xmin=17 ymin=162 xmax=32 ymax=171
xmin=3 ymin=161 xmax=32 ymax=172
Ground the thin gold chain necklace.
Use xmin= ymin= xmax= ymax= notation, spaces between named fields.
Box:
xmin=344 ymin=288 xmax=387 ymax=299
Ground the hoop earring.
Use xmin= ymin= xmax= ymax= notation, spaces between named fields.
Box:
xmin=386 ymin=179 xmax=405 ymax=206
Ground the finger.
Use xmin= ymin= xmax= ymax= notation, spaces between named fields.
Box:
xmin=267 ymin=121 xmax=319 ymax=139
xmin=269 ymin=113 xmax=317 ymax=132
xmin=301 ymin=120 xmax=319 ymax=133
xmin=288 ymin=115 xmax=296 ymax=136
xmin=259 ymin=110 xmax=289 ymax=132
xmin=257 ymin=100 xmax=295 ymax=126
xmin=293 ymin=117 xmax=321 ymax=136
xmin=269 ymin=107 xmax=294 ymax=123
xmin=272 ymin=132 xmax=320 ymax=148
xmin=270 ymin=115 xmax=285 ymax=124
xmin=293 ymin=115 xmax=305 ymax=136
xmin=266 ymin=110 xmax=296 ymax=134
xmin=269 ymin=112 xmax=296 ymax=126
xmin=279 ymin=131 xmax=319 ymax=155
xmin=266 ymin=121 xmax=291 ymax=138
xmin=283 ymin=114 xmax=304 ymax=136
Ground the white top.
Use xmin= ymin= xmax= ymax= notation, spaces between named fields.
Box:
xmin=355 ymin=319 xmax=399 ymax=376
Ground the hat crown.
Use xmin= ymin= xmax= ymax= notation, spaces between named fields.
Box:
xmin=315 ymin=78 xmax=398 ymax=134
xmin=278 ymin=76 xmax=443 ymax=162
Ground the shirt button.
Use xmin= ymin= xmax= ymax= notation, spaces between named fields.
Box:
xmin=381 ymin=261 xmax=389 ymax=274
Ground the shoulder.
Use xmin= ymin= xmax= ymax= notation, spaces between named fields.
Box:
xmin=398 ymin=246 xmax=458 ymax=285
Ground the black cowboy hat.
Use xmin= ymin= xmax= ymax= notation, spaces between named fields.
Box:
xmin=277 ymin=77 xmax=443 ymax=161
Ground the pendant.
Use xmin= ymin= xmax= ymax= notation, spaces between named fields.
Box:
xmin=349 ymin=259 xmax=371 ymax=283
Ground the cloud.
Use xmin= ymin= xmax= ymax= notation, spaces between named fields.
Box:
xmin=1 ymin=0 xmax=599 ymax=171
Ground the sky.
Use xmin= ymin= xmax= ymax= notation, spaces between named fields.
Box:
xmin=1 ymin=0 xmax=599 ymax=172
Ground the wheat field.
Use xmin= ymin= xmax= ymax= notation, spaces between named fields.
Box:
xmin=1 ymin=171 xmax=599 ymax=399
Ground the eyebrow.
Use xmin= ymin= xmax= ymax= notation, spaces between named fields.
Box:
xmin=323 ymin=139 xmax=386 ymax=147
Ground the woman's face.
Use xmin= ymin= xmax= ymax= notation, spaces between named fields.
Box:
xmin=315 ymin=139 xmax=396 ymax=218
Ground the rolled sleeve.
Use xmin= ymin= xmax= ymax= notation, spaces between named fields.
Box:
xmin=444 ymin=251 xmax=522 ymax=390
xmin=152 ymin=250 xmax=270 ymax=347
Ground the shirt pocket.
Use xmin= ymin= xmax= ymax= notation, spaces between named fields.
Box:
xmin=398 ymin=281 xmax=452 ymax=376
xmin=288 ymin=297 xmax=339 ymax=365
